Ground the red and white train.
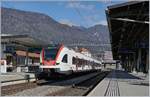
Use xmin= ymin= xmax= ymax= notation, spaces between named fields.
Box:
xmin=39 ymin=45 xmax=101 ymax=77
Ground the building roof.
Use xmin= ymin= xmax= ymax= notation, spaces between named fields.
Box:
xmin=106 ymin=1 xmax=149 ymax=59
xmin=79 ymin=48 xmax=89 ymax=52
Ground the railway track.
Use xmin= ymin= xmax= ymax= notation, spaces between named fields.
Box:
xmin=1 ymin=72 xmax=103 ymax=96
xmin=1 ymin=82 xmax=37 ymax=96
xmin=36 ymin=70 xmax=99 ymax=85
xmin=46 ymin=71 xmax=110 ymax=96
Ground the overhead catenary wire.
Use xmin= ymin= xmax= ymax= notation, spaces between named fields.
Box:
xmin=70 ymin=0 xmax=89 ymax=27
xmin=69 ymin=1 xmax=110 ymax=54
xmin=69 ymin=1 xmax=96 ymax=47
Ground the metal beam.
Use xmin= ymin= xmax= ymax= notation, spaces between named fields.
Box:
xmin=110 ymin=17 xmax=149 ymax=24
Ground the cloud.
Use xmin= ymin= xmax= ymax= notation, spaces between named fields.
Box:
xmin=66 ymin=2 xmax=95 ymax=11
xmin=59 ymin=19 xmax=79 ymax=26
xmin=65 ymin=2 xmax=107 ymax=27
xmin=83 ymin=15 xmax=108 ymax=26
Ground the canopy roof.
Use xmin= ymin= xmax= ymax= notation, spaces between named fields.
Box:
xmin=106 ymin=1 xmax=149 ymax=59
xmin=1 ymin=34 xmax=48 ymax=47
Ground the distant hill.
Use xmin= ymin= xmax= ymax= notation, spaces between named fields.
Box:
xmin=1 ymin=7 xmax=111 ymax=54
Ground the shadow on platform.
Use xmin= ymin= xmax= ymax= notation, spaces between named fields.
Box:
xmin=130 ymin=82 xmax=149 ymax=86
xmin=106 ymin=70 xmax=142 ymax=80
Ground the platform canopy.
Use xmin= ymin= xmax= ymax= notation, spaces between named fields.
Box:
xmin=1 ymin=34 xmax=49 ymax=49
xmin=106 ymin=1 xmax=149 ymax=59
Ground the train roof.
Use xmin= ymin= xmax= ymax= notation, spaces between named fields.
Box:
xmin=45 ymin=44 xmax=101 ymax=64
xmin=67 ymin=47 xmax=101 ymax=64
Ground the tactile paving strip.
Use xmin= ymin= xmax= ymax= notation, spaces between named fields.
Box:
xmin=104 ymin=71 xmax=120 ymax=96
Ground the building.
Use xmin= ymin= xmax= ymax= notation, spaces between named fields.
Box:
xmin=103 ymin=51 xmax=113 ymax=60
xmin=106 ymin=1 xmax=149 ymax=73
xmin=1 ymin=34 xmax=46 ymax=73
xmin=78 ymin=48 xmax=92 ymax=57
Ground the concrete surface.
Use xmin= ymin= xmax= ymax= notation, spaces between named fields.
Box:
xmin=88 ymin=70 xmax=149 ymax=96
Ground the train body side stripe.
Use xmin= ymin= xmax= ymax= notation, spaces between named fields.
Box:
xmin=55 ymin=45 xmax=64 ymax=61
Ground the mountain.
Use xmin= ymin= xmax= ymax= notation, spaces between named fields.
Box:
xmin=1 ymin=7 xmax=111 ymax=54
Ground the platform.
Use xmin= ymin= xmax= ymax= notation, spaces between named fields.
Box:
xmin=88 ymin=69 xmax=149 ymax=96
xmin=1 ymin=72 xmax=36 ymax=86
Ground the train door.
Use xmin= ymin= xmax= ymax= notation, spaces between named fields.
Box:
xmin=60 ymin=54 xmax=70 ymax=71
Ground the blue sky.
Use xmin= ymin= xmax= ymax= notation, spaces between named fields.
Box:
xmin=1 ymin=0 xmax=127 ymax=27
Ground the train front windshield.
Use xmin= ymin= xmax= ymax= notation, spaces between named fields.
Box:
xmin=44 ymin=48 xmax=58 ymax=60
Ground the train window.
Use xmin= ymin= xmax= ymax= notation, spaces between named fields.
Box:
xmin=44 ymin=48 xmax=58 ymax=60
xmin=62 ymin=54 xmax=68 ymax=63
xmin=72 ymin=57 xmax=76 ymax=64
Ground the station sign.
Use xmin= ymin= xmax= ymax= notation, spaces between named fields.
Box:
xmin=28 ymin=48 xmax=42 ymax=53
